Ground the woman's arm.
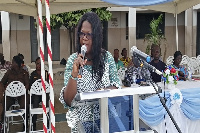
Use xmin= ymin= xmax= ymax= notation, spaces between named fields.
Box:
xmin=63 ymin=53 xmax=87 ymax=106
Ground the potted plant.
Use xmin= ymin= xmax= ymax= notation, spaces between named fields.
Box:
xmin=144 ymin=14 xmax=167 ymax=61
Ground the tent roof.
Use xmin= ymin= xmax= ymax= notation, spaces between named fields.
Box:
xmin=2 ymin=0 xmax=200 ymax=17
xmin=0 ymin=0 xmax=119 ymax=16
xmin=102 ymin=0 xmax=200 ymax=14
xmin=139 ymin=0 xmax=200 ymax=14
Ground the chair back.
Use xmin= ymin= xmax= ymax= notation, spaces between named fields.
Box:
xmin=180 ymin=55 xmax=190 ymax=66
xmin=166 ymin=56 xmax=174 ymax=65
xmin=30 ymin=79 xmax=50 ymax=95
xmin=188 ymin=57 xmax=200 ymax=74
xmin=5 ymin=81 xmax=26 ymax=97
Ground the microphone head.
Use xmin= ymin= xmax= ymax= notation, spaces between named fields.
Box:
xmin=81 ymin=45 xmax=87 ymax=57
xmin=81 ymin=45 xmax=87 ymax=53
xmin=130 ymin=46 xmax=137 ymax=56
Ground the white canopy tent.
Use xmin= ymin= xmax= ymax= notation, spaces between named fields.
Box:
xmin=0 ymin=0 xmax=118 ymax=17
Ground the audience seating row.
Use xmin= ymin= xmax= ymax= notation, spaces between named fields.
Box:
xmin=166 ymin=55 xmax=200 ymax=76
xmin=3 ymin=80 xmax=50 ymax=133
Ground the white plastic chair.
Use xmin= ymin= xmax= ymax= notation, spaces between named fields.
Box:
xmin=180 ymin=55 xmax=190 ymax=67
xmin=29 ymin=79 xmax=50 ymax=132
xmin=4 ymin=81 xmax=26 ymax=133
xmin=0 ymin=69 xmax=7 ymax=81
xmin=188 ymin=57 xmax=200 ymax=74
xmin=166 ymin=56 xmax=174 ymax=65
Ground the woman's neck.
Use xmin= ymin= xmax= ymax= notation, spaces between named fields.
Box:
xmin=174 ymin=64 xmax=179 ymax=68
xmin=85 ymin=53 xmax=92 ymax=60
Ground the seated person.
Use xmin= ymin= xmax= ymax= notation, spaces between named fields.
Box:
xmin=113 ymin=49 xmax=124 ymax=70
xmin=123 ymin=56 xmax=151 ymax=86
xmin=29 ymin=57 xmax=49 ymax=130
xmin=0 ymin=55 xmax=29 ymax=131
xmin=0 ymin=53 xmax=11 ymax=70
xmin=149 ymin=45 xmax=166 ymax=83
xmin=171 ymin=51 xmax=188 ymax=81
xmin=18 ymin=53 xmax=28 ymax=72
xmin=120 ymin=48 xmax=131 ymax=68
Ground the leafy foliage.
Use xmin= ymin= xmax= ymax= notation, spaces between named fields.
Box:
xmin=43 ymin=7 xmax=112 ymax=30
xmin=39 ymin=8 xmax=112 ymax=54
xmin=144 ymin=14 xmax=167 ymax=55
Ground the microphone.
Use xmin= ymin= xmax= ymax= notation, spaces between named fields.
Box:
xmin=142 ymin=61 xmax=163 ymax=75
xmin=81 ymin=45 xmax=87 ymax=59
xmin=78 ymin=45 xmax=87 ymax=78
xmin=130 ymin=46 xmax=151 ymax=63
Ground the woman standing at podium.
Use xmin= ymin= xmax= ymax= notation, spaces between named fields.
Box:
xmin=59 ymin=12 xmax=121 ymax=132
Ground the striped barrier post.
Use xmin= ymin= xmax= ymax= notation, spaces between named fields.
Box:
xmin=37 ymin=0 xmax=47 ymax=132
xmin=45 ymin=0 xmax=55 ymax=132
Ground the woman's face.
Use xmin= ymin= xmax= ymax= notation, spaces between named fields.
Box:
xmin=79 ymin=21 xmax=92 ymax=54
xmin=174 ymin=55 xmax=182 ymax=66
xmin=122 ymin=49 xmax=127 ymax=57
xmin=11 ymin=59 xmax=18 ymax=70
xmin=36 ymin=59 xmax=41 ymax=71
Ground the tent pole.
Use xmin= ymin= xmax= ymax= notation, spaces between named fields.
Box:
xmin=37 ymin=0 xmax=48 ymax=132
xmin=176 ymin=13 xmax=178 ymax=51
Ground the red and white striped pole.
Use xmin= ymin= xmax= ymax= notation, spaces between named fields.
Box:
xmin=45 ymin=0 xmax=55 ymax=132
xmin=37 ymin=0 xmax=47 ymax=132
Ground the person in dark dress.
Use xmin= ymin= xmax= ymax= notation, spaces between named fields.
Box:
xmin=0 ymin=55 xmax=29 ymax=131
xmin=149 ymin=45 xmax=166 ymax=82
xmin=29 ymin=57 xmax=49 ymax=131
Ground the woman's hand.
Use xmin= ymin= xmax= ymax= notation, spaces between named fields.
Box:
xmin=178 ymin=71 xmax=184 ymax=77
xmin=178 ymin=71 xmax=186 ymax=81
xmin=71 ymin=54 xmax=87 ymax=77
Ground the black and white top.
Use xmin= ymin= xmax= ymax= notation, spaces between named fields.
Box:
xmin=59 ymin=51 xmax=121 ymax=132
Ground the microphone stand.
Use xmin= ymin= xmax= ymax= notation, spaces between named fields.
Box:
xmin=134 ymin=56 xmax=182 ymax=133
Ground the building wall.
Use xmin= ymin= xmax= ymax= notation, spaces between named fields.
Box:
xmin=60 ymin=26 xmax=71 ymax=61
xmin=165 ymin=12 xmax=185 ymax=59
xmin=108 ymin=12 xmax=129 ymax=56
xmin=1 ymin=9 xmax=198 ymax=64
xmin=108 ymin=11 xmax=187 ymax=62
xmin=8 ymin=14 xmax=71 ymax=64
xmin=10 ymin=14 xmax=31 ymax=63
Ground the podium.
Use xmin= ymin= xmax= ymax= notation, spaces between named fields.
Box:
xmin=75 ymin=85 xmax=157 ymax=133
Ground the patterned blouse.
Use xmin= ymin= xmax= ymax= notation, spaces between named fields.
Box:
xmin=59 ymin=51 xmax=121 ymax=132
xmin=171 ymin=64 xmax=188 ymax=79
xmin=120 ymin=57 xmax=131 ymax=67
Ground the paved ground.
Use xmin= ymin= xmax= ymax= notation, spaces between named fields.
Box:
xmin=7 ymin=72 xmax=71 ymax=133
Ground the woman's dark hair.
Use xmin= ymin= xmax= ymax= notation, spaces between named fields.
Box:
xmin=174 ymin=51 xmax=182 ymax=60
xmin=76 ymin=12 xmax=106 ymax=81
xmin=18 ymin=53 xmax=24 ymax=60
xmin=13 ymin=55 xmax=23 ymax=68
xmin=121 ymin=48 xmax=126 ymax=56
xmin=35 ymin=57 xmax=40 ymax=63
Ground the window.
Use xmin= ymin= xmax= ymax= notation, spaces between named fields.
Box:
xmin=136 ymin=13 xmax=165 ymax=39
xmin=30 ymin=17 xmax=60 ymax=62
xmin=126 ymin=13 xmax=128 ymax=40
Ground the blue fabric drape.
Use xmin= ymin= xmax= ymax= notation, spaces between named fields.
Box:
xmin=101 ymin=0 xmax=173 ymax=6
xmin=139 ymin=88 xmax=200 ymax=126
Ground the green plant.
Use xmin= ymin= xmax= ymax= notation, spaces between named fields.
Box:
xmin=144 ymin=14 xmax=167 ymax=60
